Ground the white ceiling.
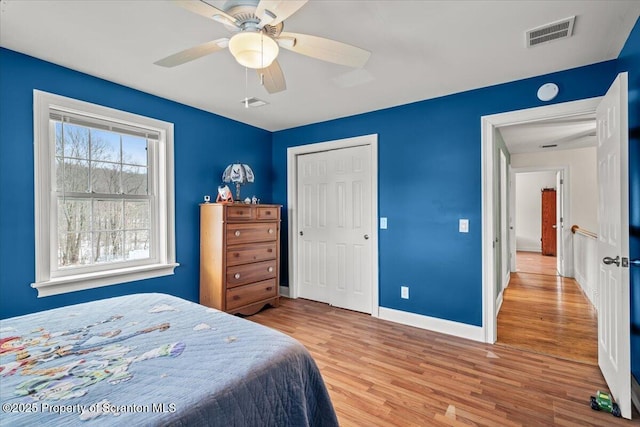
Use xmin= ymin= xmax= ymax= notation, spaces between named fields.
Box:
xmin=1 ymin=0 xmax=638 ymax=135
xmin=499 ymin=112 xmax=597 ymax=154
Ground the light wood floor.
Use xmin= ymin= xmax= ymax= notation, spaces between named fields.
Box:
xmin=250 ymin=298 xmax=636 ymax=426
xmin=498 ymin=252 xmax=597 ymax=364
xmin=515 ymin=250 xmax=559 ymax=276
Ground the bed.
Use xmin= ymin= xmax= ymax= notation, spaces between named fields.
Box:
xmin=0 ymin=293 xmax=338 ymax=426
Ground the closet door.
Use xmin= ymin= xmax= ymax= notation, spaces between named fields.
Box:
xmin=297 ymin=145 xmax=372 ymax=313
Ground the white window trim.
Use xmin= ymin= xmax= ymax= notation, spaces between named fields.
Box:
xmin=32 ymin=90 xmax=178 ymax=297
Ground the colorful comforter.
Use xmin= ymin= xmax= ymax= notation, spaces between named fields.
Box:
xmin=0 ymin=293 xmax=338 ymax=426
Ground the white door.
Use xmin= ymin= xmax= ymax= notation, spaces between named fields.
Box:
xmin=596 ymin=72 xmax=631 ymax=419
xmin=297 ymin=151 xmax=330 ymax=304
xmin=297 ymin=145 xmax=373 ymax=313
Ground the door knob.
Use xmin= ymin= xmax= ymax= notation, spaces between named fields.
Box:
xmin=603 ymin=256 xmax=620 ymax=267
xmin=364 ymin=234 xmax=369 ymax=240
xmin=552 ymin=224 xmax=557 ymax=229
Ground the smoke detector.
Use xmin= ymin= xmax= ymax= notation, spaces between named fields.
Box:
xmin=526 ymin=16 xmax=575 ymax=48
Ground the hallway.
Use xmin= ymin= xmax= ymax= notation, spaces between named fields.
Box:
xmin=497 ymin=251 xmax=598 ymax=365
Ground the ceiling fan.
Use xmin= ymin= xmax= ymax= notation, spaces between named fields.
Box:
xmin=154 ymin=0 xmax=371 ymax=94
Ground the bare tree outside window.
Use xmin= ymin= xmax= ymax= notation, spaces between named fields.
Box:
xmin=54 ymin=121 xmax=151 ymax=269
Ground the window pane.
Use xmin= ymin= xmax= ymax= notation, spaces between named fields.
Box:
xmin=58 ymin=199 xmax=90 ymax=232
xmin=62 ymin=124 xmax=89 ymax=159
xmin=93 ymin=200 xmax=123 ymax=231
xmin=58 ymin=232 xmax=91 ymax=267
xmin=57 ymin=158 xmax=89 ymax=193
xmin=91 ymin=129 xmax=120 ymax=163
xmin=125 ymin=200 xmax=150 ymax=229
xmin=91 ymin=161 xmax=121 ymax=194
xmin=125 ymin=230 xmax=150 ymax=260
xmin=55 ymin=122 xmax=63 ymax=157
xmin=122 ymin=135 xmax=147 ymax=166
xmin=122 ymin=165 xmax=148 ymax=195
xmin=93 ymin=231 xmax=124 ymax=263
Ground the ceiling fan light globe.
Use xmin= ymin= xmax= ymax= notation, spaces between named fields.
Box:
xmin=229 ymin=32 xmax=279 ymax=69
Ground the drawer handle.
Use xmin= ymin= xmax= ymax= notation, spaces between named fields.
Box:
xmin=266 ymin=287 xmax=273 ymax=291
xmin=267 ymin=248 xmax=273 ymax=253
xmin=268 ymin=229 xmax=274 ymax=234
xmin=235 ymin=230 xmax=241 ymax=237
xmin=265 ymin=211 xmax=271 ymax=215
xmin=267 ymin=266 xmax=274 ymax=273
xmin=234 ymin=273 xmax=241 ymax=279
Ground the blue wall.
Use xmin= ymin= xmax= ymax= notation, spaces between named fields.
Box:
xmin=272 ymin=61 xmax=619 ymax=326
xmin=2 ymin=16 xmax=638 ymax=364
xmin=0 ymin=48 xmax=272 ymax=319
xmin=617 ymin=17 xmax=640 ymax=384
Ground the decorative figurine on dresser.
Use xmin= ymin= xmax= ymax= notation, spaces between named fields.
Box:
xmin=200 ymin=163 xmax=280 ymax=315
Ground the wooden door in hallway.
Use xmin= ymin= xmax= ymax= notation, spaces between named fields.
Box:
xmin=541 ymin=188 xmax=556 ymax=256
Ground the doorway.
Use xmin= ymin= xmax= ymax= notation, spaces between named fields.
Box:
xmin=286 ymin=134 xmax=379 ymax=316
xmin=481 ymin=97 xmax=601 ymax=343
xmin=512 ymin=168 xmax=566 ymax=276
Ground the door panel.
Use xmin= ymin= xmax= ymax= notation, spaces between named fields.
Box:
xmin=596 ymin=72 xmax=630 ymax=419
xmin=297 ymin=145 xmax=372 ymax=313
xmin=541 ymin=189 xmax=557 ymax=256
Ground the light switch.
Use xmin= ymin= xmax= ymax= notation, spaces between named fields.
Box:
xmin=380 ymin=217 xmax=388 ymax=229
xmin=459 ymin=219 xmax=469 ymax=233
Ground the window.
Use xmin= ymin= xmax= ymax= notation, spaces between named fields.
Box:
xmin=33 ymin=90 xmax=178 ymax=297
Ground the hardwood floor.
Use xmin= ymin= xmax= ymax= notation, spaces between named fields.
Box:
xmin=515 ymin=250 xmax=558 ymax=276
xmin=498 ymin=251 xmax=597 ymax=364
xmin=250 ymin=298 xmax=636 ymax=426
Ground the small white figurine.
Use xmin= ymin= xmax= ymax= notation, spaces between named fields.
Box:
xmin=244 ymin=197 xmax=251 ymax=204
xmin=251 ymin=195 xmax=258 ymax=204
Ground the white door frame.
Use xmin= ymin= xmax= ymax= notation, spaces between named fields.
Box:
xmin=286 ymin=134 xmax=379 ymax=317
xmin=481 ymin=98 xmax=601 ymax=343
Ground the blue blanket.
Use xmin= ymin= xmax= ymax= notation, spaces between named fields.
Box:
xmin=0 ymin=293 xmax=338 ymax=426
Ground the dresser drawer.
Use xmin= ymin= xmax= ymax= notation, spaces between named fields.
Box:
xmin=257 ymin=206 xmax=279 ymax=220
xmin=226 ymin=259 xmax=277 ymax=287
xmin=226 ymin=205 xmax=254 ymax=220
xmin=226 ymin=279 xmax=277 ymax=311
xmin=226 ymin=242 xmax=277 ymax=267
xmin=226 ymin=222 xmax=278 ymax=244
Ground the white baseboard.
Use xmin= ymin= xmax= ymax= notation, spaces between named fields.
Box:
xmin=378 ymin=307 xmax=484 ymax=342
xmin=632 ymin=375 xmax=640 ymax=415
xmin=279 ymin=286 xmax=290 ymax=298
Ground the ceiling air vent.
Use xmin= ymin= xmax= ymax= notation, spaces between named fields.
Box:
xmin=240 ymin=97 xmax=269 ymax=108
xmin=526 ymin=16 xmax=575 ymax=48
xmin=540 ymin=144 xmax=558 ymax=149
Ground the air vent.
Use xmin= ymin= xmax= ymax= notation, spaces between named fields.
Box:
xmin=240 ymin=97 xmax=269 ymax=108
xmin=526 ymin=16 xmax=575 ymax=47
xmin=540 ymin=144 xmax=558 ymax=149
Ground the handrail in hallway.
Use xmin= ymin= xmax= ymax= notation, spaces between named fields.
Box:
xmin=571 ymin=224 xmax=597 ymax=239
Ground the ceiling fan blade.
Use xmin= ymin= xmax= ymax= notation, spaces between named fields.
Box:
xmin=257 ymin=60 xmax=286 ymax=94
xmin=278 ymin=32 xmax=370 ymax=68
xmin=255 ymin=0 xmax=308 ymax=26
xmin=172 ymin=0 xmax=238 ymax=27
xmin=154 ymin=38 xmax=229 ymax=67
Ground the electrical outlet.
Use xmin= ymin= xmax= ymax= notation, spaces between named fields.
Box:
xmin=401 ymin=286 xmax=409 ymax=299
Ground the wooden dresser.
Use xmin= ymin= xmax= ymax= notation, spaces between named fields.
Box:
xmin=200 ymin=203 xmax=280 ymax=315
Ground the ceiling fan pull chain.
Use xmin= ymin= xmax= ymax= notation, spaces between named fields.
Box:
xmin=244 ymin=66 xmax=249 ymax=109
